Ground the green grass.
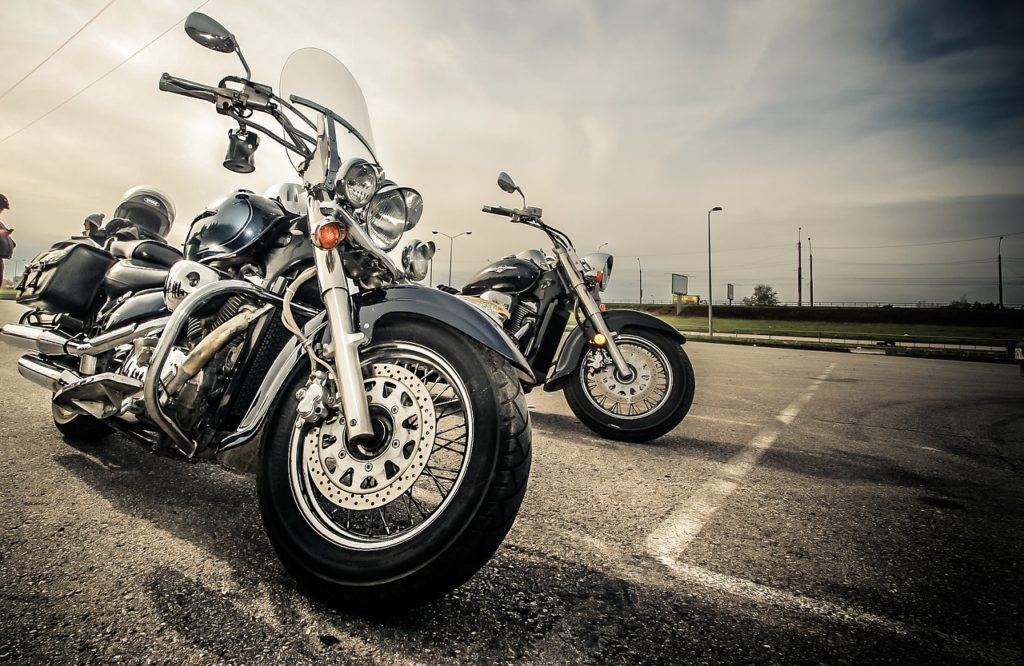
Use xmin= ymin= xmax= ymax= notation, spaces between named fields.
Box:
xmin=0 ymin=288 xmax=17 ymax=300
xmin=657 ymin=315 xmax=1024 ymax=341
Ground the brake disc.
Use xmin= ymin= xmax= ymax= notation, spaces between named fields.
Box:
xmin=303 ymin=363 xmax=436 ymax=511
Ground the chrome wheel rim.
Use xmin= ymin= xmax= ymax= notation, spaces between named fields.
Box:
xmin=288 ymin=342 xmax=474 ymax=550
xmin=579 ymin=334 xmax=673 ymax=420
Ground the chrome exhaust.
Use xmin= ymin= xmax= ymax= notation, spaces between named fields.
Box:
xmin=2 ymin=324 xmax=71 ymax=355
xmin=0 ymin=318 xmax=168 ymax=357
xmin=17 ymin=355 xmax=82 ymax=392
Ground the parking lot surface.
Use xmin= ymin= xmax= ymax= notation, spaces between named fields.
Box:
xmin=1 ymin=301 xmax=1021 ymax=664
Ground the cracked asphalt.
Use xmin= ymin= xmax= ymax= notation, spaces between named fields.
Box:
xmin=1 ymin=300 xmax=1022 ymax=664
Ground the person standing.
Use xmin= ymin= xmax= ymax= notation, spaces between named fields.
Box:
xmin=0 ymin=193 xmax=15 ymax=286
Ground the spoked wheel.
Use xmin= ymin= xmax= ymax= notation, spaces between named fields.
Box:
xmin=564 ymin=331 xmax=695 ymax=442
xmin=258 ymin=319 xmax=531 ymax=611
xmin=51 ymin=402 xmax=112 ymax=442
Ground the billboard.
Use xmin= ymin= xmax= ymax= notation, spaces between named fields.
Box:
xmin=671 ymin=274 xmax=689 ymax=295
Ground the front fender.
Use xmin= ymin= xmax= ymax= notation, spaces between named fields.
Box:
xmin=353 ymin=285 xmax=533 ymax=378
xmin=544 ymin=309 xmax=685 ymax=391
xmin=218 ymin=285 xmax=534 ymax=452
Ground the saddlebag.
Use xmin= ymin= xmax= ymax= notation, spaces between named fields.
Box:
xmin=17 ymin=241 xmax=116 ymax=317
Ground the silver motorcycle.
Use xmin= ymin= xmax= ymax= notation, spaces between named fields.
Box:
xmin=2 ymin=13 xmax=533 ymax=610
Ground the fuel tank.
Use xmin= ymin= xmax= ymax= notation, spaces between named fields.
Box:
xmin=462 ymin=256 xmax=541 ymax=296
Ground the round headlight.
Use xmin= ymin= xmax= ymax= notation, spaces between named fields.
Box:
xmin=365 ymin=188 xmax=406 ymax=251
xmin=402 ymin=188 xmax=423 ymax=231
xmin=401 ymin=239 xmax=436 ymax=281
xmin=337 ymin=159 xmax=378 ymax=207
xmin=364 ymin=186 xmax=423 ymax=252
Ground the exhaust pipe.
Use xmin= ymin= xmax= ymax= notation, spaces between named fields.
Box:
xmin=17 ymin=355 xmax=82 ymax=392
xmin=0 ymin=318 xmax=168 ymax=357
xmin=2 ymin=324 xmax=71 ymax=354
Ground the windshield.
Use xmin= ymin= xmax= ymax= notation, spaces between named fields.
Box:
xmin=279 ymin=48 xmax=376 ymax=173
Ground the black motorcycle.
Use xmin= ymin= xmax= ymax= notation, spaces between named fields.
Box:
xmin=459 ymin=172 xmax=695 ymax=442
xmin=1 ymin=13 xmax=533 ymax=610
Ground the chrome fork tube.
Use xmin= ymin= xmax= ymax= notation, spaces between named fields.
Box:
xmin=556 ymin=247 xmax=632 ymax=378
xmin=309 ymin=199 xmax=374 ymax=442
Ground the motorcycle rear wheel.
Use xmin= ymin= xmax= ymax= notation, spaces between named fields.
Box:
xmin=564 ymin=330 xmax=695 ymax=443
xmin=257 ymin=319 xmax=532 ymax=612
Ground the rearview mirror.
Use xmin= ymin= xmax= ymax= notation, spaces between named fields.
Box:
xmin=185 ymin=12 xmax=237 ymax=53
xmin=497 ymin=172 xmax=517 ymax=194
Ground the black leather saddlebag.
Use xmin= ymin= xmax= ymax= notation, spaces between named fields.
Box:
xmin=17 ymin=241 xmax=115 ymax=316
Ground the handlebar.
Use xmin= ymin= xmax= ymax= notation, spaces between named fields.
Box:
xmin=481 ymin=205 xmax=514 ymax=217
xmin=159 ymin=73 xmax=224 ymax=104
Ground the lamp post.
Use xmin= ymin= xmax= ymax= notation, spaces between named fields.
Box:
xmin=807 ymin=236 xmax=814 ymax=307
xmin=431 ymin=230 xmax=472 ymax=287
xmin=797 ymin=226 xmax=802 ymax=307
xmin=637 ymin=257 xmax=643 ymax=304
xmin=599 ymin=242 xmax=609 ymax=252
xmin=707 ymin=206 xmax=723 ymax=335
xmin=998 ymin=235 xmax=1004 ymax=309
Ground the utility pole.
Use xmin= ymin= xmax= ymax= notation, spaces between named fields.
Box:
xmin=807 ymin=236 xmax=814 ymax=307
xmin=707 ymin=206 xmax=723 ymax=335
xmin=998 ymin=235 xmax=1004 ymax=308
xmin=797 ymin=226 xmax=803 ymax=307
xmin=636 ymin=257 xmax=643 ymax=304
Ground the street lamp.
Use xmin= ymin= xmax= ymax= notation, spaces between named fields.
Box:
xmin=431 ymin=230 xmax=472 ymax=287
xmin=599 ymin=242 xmax=609 ymax=252
xmin=636 ymin=257 xmax=643 ymax=304
xmin=707 ymin=207 xmax=723 ymax=335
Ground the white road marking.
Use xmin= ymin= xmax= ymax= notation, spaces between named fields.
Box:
xmin=646 ymin=363 xmax=836 ymax=560
xmin=687 ymin=414 xmax=760 ymax=428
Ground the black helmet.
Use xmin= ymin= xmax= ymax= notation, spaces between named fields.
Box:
xmin=111 ymin=186 xmax=176 ymax=238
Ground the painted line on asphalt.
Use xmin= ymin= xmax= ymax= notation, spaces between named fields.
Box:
xmin=687 ymin=414 xmax=760 ymax=428
xmin=646 ymin=363 xmax=836 ymax=561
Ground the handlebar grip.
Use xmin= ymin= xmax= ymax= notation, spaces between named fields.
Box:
xmin=159 ymin=73 xmax=219 ymax=104
xmin=482 ymin=205 xmax=513 ymax=217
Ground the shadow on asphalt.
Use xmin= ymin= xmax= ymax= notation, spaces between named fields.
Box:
xmin=529 ymin=410 xmax=747 ymax=462
xmin=49 ymin=435 xmax=970 ymax=663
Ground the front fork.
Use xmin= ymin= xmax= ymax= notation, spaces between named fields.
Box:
xmin=555 ymin=247 xmax=633 ymax=379
xmin=309 ymin=198 xmax=374 ymax=442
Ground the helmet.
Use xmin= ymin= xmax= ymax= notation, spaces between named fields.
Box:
xmin=111 ymin=186 xmax=176 ymax=238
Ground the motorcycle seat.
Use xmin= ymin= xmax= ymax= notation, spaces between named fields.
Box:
xmin=103 ymin=260 xmax=169 ymax=297
xmin=108 ymin=239 xmax=183 ymax=269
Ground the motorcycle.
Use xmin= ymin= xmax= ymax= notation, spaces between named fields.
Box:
xmin=458 ymin=172 xmax=695 ymax=442
xmin=1 ymin=13 xmax=533 ymax=610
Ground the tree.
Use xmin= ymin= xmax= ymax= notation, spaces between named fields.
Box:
xmin=742 ymin=283 xmax=779 ymax=306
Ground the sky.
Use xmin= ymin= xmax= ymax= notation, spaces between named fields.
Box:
xmin=1 ymin=0 xmax=1022 ymax=305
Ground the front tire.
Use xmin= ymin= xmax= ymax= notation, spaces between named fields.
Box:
xmin=564 ymin=330 xmax=695 ymax=443
xmin=52 ymin=403 xmax=112 ymax=442
xmin=258 ymin=319 xmax=532 ymax=611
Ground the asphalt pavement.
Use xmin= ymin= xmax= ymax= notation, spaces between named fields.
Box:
xmin=1 ymin=300 xmax=1022 ymax=664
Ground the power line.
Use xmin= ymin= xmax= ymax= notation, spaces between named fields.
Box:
xmin=0 ymin=0 xmax=117 ymax=103
xmin=0 ymin=0 xmax=211 ymax=146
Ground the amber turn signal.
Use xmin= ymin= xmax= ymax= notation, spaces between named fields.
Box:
xmin=315 ymin=221 xmax=347 ymax=250
xmin=593 ymin=333 xmax=607 ymax=346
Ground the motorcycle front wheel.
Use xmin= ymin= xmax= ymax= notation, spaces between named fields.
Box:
xmin=258 ymin=319 xmax=532 ymax=612
xmin=563 ymin=330 xmax=695 ymax=443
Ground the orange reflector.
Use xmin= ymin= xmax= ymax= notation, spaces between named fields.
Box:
xmin=315 ymin=222 xmax=346 ymax=249
xmin=600 ymin=303 xmax=607 ymax=312
xmin=596 ymin=271 xmax=604 ymax=284
xmin=593 ymin=333 xmax=607 ymax=346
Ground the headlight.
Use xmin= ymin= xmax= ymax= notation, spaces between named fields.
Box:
xmin=337 ymin=159 xmax=378 ymax=207
xmin=364 ymin=185 xmax=423 ymax=251
xmin=581 ymin=252 xmax=613 ymax=291
xmin=401 ymin=239 xmax=436 ymax=281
